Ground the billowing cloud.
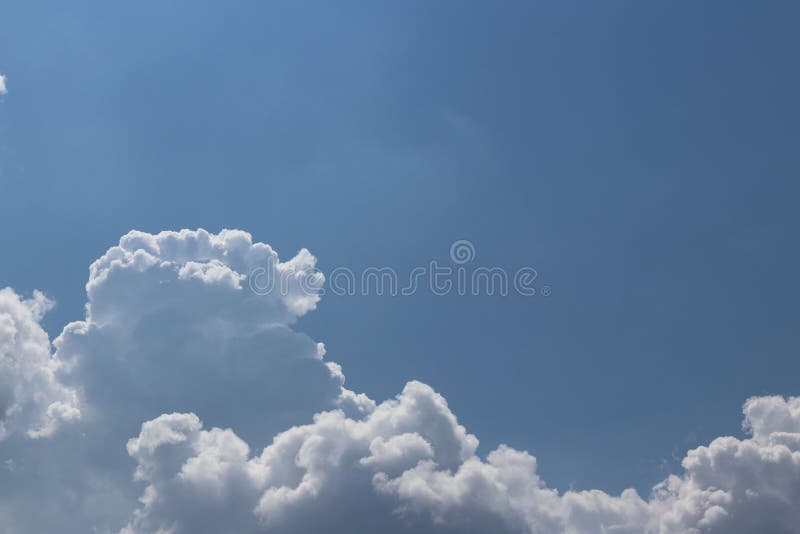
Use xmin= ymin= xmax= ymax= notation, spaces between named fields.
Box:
xmin=121 ymin=381 xmax=480 ymax=534
xmin=56 ymin=229 xmax=349 ymax=441
xmin=1 ymin=228 xmax=799 ymax=533
xmin=0 ymin=288 xmax=79 ymax=440
xmin=119 ymin=389 xmax=800 ymax=534
xmin=648 ymin=396 xmax=800 ymax=533
xmin=0 ymin=229 xmax=356 ymax=532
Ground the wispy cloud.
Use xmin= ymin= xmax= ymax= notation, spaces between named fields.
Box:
xmin=0 ymin=74 xmax=7 ymax=95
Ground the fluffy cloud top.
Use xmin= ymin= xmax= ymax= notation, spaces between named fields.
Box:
xmin=1 ymin=228 xmax=799 ymax=534
xmin=85 ymin=228 xmax=322 ymax=328
xmin=0 ymin=229 xmax=350 ymax=532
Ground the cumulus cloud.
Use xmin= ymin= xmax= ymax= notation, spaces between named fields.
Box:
xmin=85 ymin=228 xmax=322 ymax=328
xmin=121 ymin=392 xmax=800 ymax=534
xmin=0 ymin=229 xmax=354 ymax=532
xmin=54 ymin=229 xmax=349 ymax=439
xmin=0 ymin=288 xmax=79 ymax=440
xmin=116 ymin=387 xmax=800 ymax=534
xmin=1 ymin=228 xmax=800 ymax=534
xmin=0 ymin=74 xmax=6 ymax=95
xmin=649 ymin=396 xmax=800 ymax=533
xmin=122 ymin=381 xmax=482 ymax=534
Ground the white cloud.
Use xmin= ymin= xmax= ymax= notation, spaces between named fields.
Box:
xmin=117 ymin=387 xmax=800 ymax=534
xmin=84 ymin=228 xmax=322 ymax=328
xmin=0 ymin=288 xmax=79 ymax=440
xmin=0 ymin=74 xmax=6 ymax=95
xmin=1 ymin=228 xmax=800 ymax=533
xmin=121 ymin=391 xmax=800 ymax=534
xmin=0 ymin=229 xmax=353 ymax=532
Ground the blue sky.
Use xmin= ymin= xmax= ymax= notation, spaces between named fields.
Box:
xmin=1 ymin=3 xmax=800 ymax=530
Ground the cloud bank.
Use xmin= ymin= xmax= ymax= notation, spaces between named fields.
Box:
xmin=1 ymin=229 xmax=799 ymax=533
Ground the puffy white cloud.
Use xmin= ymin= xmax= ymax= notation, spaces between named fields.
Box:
xmin=2 ymin=228 xmax=800 ymax=534
xmin=121 ymin=382 xmax=484 ymax=534
xmin=649 ymin=396 xmax=800 ymax=533
xmin=0 ymin=74 xmax=6 ymax=95
xmin=0 ymin=288 xmax=79 ymax=440
xmin=52 ymin=229 xmax=346 ymax=439
xmin=85 ymin=228 xmax=322 ymax=328
xmin=0 ymin=229 xmax=350 ymax=532
xmin=121 ymin=387 xmax=800 ymax=534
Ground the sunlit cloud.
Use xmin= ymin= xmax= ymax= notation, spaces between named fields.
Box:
xmin=1 ymin=229 xmax=799 ymax=533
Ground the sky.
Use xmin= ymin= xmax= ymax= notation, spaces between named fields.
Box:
xmin=1 ymin=2 xmax=800 ymax=533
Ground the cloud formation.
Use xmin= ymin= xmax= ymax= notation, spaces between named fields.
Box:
xmin=0 ymin=229 xmax=355 ymax=532
xmin=119 ymin=389 xmax=800 ymax=534
xmin=0 ymin=288 xmax=79 ymax=440
xmin=0 ymin=74 xmax=6 ymax=95
xmin=1 ymin=228 xmax=799 ymax=533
